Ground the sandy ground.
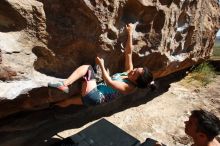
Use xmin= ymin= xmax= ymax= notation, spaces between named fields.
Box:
xmin=53 ymin=74 xmax=220 ymax=146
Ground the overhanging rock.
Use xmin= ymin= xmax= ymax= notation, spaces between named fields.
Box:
xmin=0 ymin=0 xmax=219 ymax=118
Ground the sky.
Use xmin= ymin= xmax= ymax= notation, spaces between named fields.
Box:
xmin=217 ymin=30 xmax=220 ymax=36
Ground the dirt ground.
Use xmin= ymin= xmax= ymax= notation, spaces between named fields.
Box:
xmin=54 ymin=74 xmax=220 ymax=146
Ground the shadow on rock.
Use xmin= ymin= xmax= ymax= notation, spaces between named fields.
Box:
xmin=0 ymin=69 xmax=188 ymax=146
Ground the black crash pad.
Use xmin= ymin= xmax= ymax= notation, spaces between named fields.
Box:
xmin=52 ymin=118 xmax=140 ymax=146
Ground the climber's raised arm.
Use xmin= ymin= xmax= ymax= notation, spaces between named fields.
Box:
xmin=124 ymin=23 xmax=134 ymax=73
xmin=96 ymin=56 xmax=134 ymax=94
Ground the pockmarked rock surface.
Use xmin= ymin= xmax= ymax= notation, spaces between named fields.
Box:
xmin=0 ymin=0 xmax=220 ymax=117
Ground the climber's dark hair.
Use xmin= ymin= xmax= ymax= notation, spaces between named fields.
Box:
xmin=136 ymin=67 xmax=154 ymax=89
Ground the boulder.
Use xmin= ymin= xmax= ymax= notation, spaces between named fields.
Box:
xmin=0 ymin=0 xmax=219 ymax=118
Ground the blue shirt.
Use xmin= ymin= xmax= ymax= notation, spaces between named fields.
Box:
xmin=97 ymin=72 xmax=130 ymax=102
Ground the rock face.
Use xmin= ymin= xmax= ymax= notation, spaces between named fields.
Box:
xmin=0 ymin=0 xmax=219 ymax=118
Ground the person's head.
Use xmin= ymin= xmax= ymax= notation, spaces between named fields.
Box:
xmin=128 ymin=67 xmax=153 ymax=88
xmin=184 ymin=109 xmax=220 ymax=142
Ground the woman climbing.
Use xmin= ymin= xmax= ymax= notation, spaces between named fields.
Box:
xmin=48 ymin=23 xmax=154 ymax=107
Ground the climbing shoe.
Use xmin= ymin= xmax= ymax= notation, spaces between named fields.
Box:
xmin=48 ymin=81 xmax=69 ymax=93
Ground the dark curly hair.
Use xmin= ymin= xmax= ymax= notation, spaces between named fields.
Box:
xmin=135 ymin=67 xmax=153 ymax=88
xmin=191 ymin=109 xmax=220 ymax=140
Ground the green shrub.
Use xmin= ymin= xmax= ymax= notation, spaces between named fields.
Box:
xmin=190 ymin=62 xmax=216 ymax=86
